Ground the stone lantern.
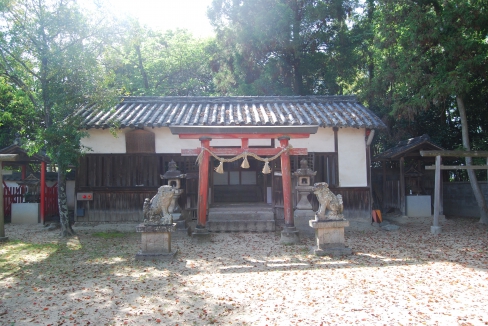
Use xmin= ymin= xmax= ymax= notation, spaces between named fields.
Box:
xmin=160 ymin=160 xmax=189 ymax=235
xmin=292 ymin=159 xmax=316 ymax=237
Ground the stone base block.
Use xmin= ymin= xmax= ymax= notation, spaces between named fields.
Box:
xmin=313 ymin=246 xmax=352 ymax=257
xmin=172 ymin=219 xmax=190 ymax=237
xmin=431 ymin=226 xmax=442 ymax=235
xmin=309 ymin=219 xmax=351 ymax=256
xmin=294 ymin=210 xmax=315 ymax=238
xmin=173 ymin=227 xmax=192 ymax=238
xmin=135 ymin=250 xmax=177 ymax=261
xmin=280 ymin=226 xmax=300 ymax=245
xmin=136 ymin=223 xmax=176 ymax=260
xmin=192 ymin=227 xmax=212 ymax=242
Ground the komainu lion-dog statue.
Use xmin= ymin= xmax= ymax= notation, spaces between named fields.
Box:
xmin=312 ymin=182 xmax=344 ymax=220
xmin=143 ymin=185 xmax=175 ymax=224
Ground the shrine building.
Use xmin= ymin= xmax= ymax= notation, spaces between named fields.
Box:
xmin=74 ymin=96 xmax=386 ymax=232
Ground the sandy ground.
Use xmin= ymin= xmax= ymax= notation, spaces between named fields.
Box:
xmin=1 ymin=216 xmax=488 ymax=326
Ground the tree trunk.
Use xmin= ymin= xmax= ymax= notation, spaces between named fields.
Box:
xmin=58 ymin=169 xmax=75 ymax=236
xmin=135 ymin=44 xmax=150 ymax=91
xmin=456 ymin=96 xmax=488 ymax=224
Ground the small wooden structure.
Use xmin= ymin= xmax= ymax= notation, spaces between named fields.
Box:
xmin=0 ymin=144 xmax=57 ymax=224
xmin=373 ymin=135 xmax=444 ymax=216
xmin=421 ymin=150 xmax=488 ymax=234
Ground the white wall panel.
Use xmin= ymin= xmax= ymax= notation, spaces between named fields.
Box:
xmin=338 ymin=128 xmax=367 ymax=187
xmin=288 ymin=128 xmax=334 ymax=152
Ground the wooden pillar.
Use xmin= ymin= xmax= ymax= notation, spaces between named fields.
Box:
xmin=21 ymin=165 xmax=26 ymax=180
xmin=432 ymin=155 xmax=442 ymax=234
xmin=0 ymin=162 xmax=5 ymax=240
xmin=399 ymin=157 xmax=405 ymax=215
xmin=279 ymin=136 xmax=293 ymax=227
xmin=382 ymin=161 xmax=387 ymax=211
xmin=197 ymin=137 xmax=211 ymax=229
xmin=1 ymin=154 xmax=18 ymax=241
xmin=40 ymin=161 xmax=46 ymax=224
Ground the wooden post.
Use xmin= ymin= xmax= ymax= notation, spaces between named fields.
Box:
xmin=279 ymin=136 xmax=293 ymax=227
xmin=432 ymin=155 xmax=442 ymax=234
xmin=197 ymin=137 xmax=211 ymax=229
xmin=0 ymin=154 xmax=18 ymax=241
xmin=382 ymin=161 xmax=387 ymax=211
xmin=40 ymin=161 xmax=46 ymax=224
xmin=399 ymin=157 xmax=405 ymax=216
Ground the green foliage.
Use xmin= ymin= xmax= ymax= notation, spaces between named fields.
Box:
xmin=208 ymin=0 xmax=359 ymax=95
xmin=356 ymin=0 xmax=488 ymax=153
xmin=0 ymin=77 xmax=36 ymax=148
xmin=105 ymin=23 xmax=215 ymax=96
xmin=0 ymin=0 xmax=120 ymax=234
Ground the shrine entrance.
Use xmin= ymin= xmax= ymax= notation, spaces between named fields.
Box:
xmin=171 ymin=125 xmax=318 ymax=241
xmin=212 ymin=158 xmax=266 ymax=203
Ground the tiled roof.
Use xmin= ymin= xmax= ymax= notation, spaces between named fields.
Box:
xmin=74 ymin=96 xmax=386 ymax=130
xmin=373 ymin=134 xmax=444 ymax=160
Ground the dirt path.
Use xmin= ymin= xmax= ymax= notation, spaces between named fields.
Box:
xmin=1 ymin=217 xmax=487 ymax=325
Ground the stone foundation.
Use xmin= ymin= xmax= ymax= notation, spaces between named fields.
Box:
xmin=135 ymin=223 xmax=177 ymax=260
xmin=309 ymin=219 xmax=352 ymax=257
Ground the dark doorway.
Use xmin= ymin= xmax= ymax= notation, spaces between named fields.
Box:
xmin=212 ymin=158 xmax=265 ymax=203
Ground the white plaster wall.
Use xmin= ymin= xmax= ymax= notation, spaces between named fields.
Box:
xmin=81 ymin=129 xmax=127 ymax=153
xmin=154 ymin=128 xmax=199 ymax=153
xmin=337 ymin=128 xmax=367 ymax=187
xmin=82 ymin=127 xmax=277 ymax=154
xmin=287 ymin=128 xmax=335 ymax=152
xmin=81 ymin=127 xmax=367 ymax=188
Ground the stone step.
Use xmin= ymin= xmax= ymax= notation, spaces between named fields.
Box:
xmin=207 ymin=220 xmax=275 ymax=232
xmin=207 ymin=203 xmax=275 ymax=232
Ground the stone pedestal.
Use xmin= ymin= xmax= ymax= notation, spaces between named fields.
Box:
xmin=294 ymin=210 xmax=316 ymax=238
xmin=191 ymin=226 xmax=211 ymax=242
xmin=309 ymin=219 xmax=352 ymax=257
xmin=280 ymin=226 xmax=300 ymax=244
xmin=431 ymin=225 xmax=442 ymax=235
xmin=135 ymin=223 xmax=177 ymax=260
xmin=172 ymin=213 xmax=192 ymax=237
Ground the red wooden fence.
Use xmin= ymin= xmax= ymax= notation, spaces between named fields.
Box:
xmin=2 ymin=181 xmax=58 ymax=223
xmin=3 ymin=182 xmax=25 ymax=222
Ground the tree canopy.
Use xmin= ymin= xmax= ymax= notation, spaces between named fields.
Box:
xmin=207 ymin=0 xmax=359 ymax=95
xmin=0 ymin=0 xmax=119 ymax=235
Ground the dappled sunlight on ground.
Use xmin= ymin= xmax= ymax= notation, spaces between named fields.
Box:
xmin=1 ymin=217 xmax=487 ymax=325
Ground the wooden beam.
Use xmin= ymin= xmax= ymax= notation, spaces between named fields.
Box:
xmin=425 ymin=165 xmax=488 ymax=170
xmin=420 ymin=150 xmax=488 ymax=157
xmin=178 ymin=133 xmax=311 ymax=139
xmin=182 ymin=147 xmax=308 ymax=156
xmin=0 ymin=154 xmax=18 ymax=161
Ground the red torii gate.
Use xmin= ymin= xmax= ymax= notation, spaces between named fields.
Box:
xmin=180 ymin=131 xmax=310 ymax=241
